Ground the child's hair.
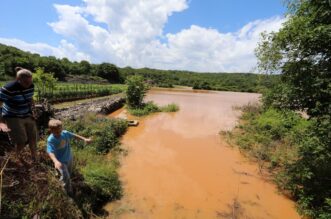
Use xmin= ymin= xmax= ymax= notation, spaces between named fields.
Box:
xmin=48 ymin=119 xmax=62 ymax=129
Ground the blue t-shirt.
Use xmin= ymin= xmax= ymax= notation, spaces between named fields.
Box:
xmin=47 ymin=130 xmax=74 ymax=163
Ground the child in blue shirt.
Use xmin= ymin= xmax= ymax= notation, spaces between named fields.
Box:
xmin=47 ymin=119 xmax=92 ymax=195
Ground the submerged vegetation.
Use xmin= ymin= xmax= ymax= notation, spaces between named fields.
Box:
xmin=128 ymin=101 xmax=179 ymax=117
xmin=126 ymin=75 xmax=179 ymax=116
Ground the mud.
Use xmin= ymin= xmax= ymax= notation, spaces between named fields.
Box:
xmin=106 ymin=89 xmax=301 ymax=219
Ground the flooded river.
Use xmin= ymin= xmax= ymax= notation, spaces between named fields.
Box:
xmin=107 ymin=89 xmax=301 ymax=219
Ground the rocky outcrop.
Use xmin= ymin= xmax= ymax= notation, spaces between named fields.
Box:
xmin=54 ymin=93 xmax=126 ymax=120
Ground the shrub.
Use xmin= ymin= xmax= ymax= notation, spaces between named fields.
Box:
xmin=81 ymin=161 xmax=122 ymax=200
xmin=231 ymin=105 xmax=331 ymax=218
xmin=127 ymin=101 xmax=160 ymax=116
xmin=64 ymin=114 xmax=128 ymax=153
xmin=64 ymin=114 xmax=128 ymax=216
xmin=126 ymin=75 xmax=149 ymax=108
xmin=160 ymin=103 xmax=180 ymax=112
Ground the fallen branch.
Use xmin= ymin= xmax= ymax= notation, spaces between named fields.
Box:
xmin=0 ymin=157 xmax=10 ymax=215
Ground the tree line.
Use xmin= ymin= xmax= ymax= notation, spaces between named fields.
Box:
xmin=0 ymin=43 xmax=278 ymax=93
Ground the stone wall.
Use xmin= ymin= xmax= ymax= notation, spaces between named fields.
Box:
xmin=54 ymin=93 xmax=126 ymax=120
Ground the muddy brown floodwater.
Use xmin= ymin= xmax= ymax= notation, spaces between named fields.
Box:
xmin=106 ymin=88 xmax=301 ymax=219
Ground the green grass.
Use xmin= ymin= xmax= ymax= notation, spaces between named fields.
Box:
xmin=128 ymin=101 xmax=179 ymax=117
xmin=160 ymin=103 xmax=180 ymax=112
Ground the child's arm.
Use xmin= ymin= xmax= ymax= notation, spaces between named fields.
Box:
xmin=72 ymin=133 xmax=92 ymax=144
xmin=48 ymin=152 xmax=63 ymax=170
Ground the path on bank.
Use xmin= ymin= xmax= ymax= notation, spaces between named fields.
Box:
xmin=54 ymin=93 xmax=125 ymax=120
xmin=107 ymin=89 xmax=301 ymax=219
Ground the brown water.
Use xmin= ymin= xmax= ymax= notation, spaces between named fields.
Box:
xmin=106 ymin=89 xmax=301 ymax=219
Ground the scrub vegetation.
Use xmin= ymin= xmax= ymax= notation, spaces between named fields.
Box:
xmin=1 ymin=114 xmax=128 ymax=218
xmin=229 ymin=1 xmax=331 ymax=218
xmin=229 ymin=104 xmax=330 ymax=218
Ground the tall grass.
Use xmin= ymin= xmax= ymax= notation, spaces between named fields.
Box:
xmin=67 ymin=114 xmax=128 ymax=216
xmin=128 ymin=101 xmax=179 ymax=117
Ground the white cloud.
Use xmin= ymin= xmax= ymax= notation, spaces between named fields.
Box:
xmin=0 ymin=1 xmax=286 ymax=72
xmin=0 ymin=37 xmax=90 ymax=61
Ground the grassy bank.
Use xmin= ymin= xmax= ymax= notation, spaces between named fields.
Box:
xmin=1 ymin=114 xmax=128 ymax=218
xmin=226 ymin=105 xmax=331 ymax=218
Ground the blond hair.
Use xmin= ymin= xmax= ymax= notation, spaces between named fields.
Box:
xmin=48 ymin=119 xmax=62 ymax=129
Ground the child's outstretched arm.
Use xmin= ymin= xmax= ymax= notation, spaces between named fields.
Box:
xmin=73 ymin=133 xmax=92 ymax=144
xmin=48 ymin=152 xmax=63 ymax=170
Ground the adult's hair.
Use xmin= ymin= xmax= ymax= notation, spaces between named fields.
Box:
xmin=15 ymin=66 xmax=23 ymax=73
xmin=16 ymin=67 xmax=32 ymax=78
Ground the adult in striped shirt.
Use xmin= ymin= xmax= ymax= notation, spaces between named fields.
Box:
xmin=0 ymin=67 xmax=38 ymax=165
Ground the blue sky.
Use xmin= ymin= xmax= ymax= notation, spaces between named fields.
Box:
xmin=0 ymin=0 xmax=286 ymax=72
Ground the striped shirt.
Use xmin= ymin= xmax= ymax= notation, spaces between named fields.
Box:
xmin=0 ymin=81 xmax=34 ymax=118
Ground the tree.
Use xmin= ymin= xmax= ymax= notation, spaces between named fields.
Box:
xmin=256 ymin=0 xmax=331 ymax=117
xmin=256 ymin=1 xmax=331 ymax=217
xmin=33 ymin=67 xmax=57 ymax=101
xmin=38 ymin=56 xmax=66 ymax=80
xmin=126 ymin=75 xmax=149 ymax=108
xmin=96 ymin=63 xmax=120 ymax=83
xmin=79 ymin=60 xmax=92 ymax=75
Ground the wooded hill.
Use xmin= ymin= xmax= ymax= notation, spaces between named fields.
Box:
xmin=0 ymin=43 xmax=278 ymax=93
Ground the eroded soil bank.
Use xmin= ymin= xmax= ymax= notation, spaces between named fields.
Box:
xmin=107 ymin=89 xmax=301 ymax=219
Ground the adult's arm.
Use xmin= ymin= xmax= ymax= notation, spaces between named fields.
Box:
xmin=0 ymin=101 xmax=10 ymax=132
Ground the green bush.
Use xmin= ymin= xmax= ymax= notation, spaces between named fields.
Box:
xmin=95 ymin=126 xmax=118 ymax=154
xmin=128 ymin=101 xmax=160 ymax=116
xmin=283 ymin=117 xmax=331 ymax=218
xmin=256 ymin=108 xmax=304 ymax=140
xmin=62 ymin=114 xmax=128 ymax=216
xmin=81 ymin=161 xmax=122 ymax=200
xmin=232 ymin=106 xmax=331 ymax=218
xmin=126 ymin=75 xmax=149 ymax=108
xmin=65 ymin=114 xmax=128 ymax=153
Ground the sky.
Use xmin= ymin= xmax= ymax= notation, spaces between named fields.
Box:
xmin=0 ymin=0 xmax=286 ymax=73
